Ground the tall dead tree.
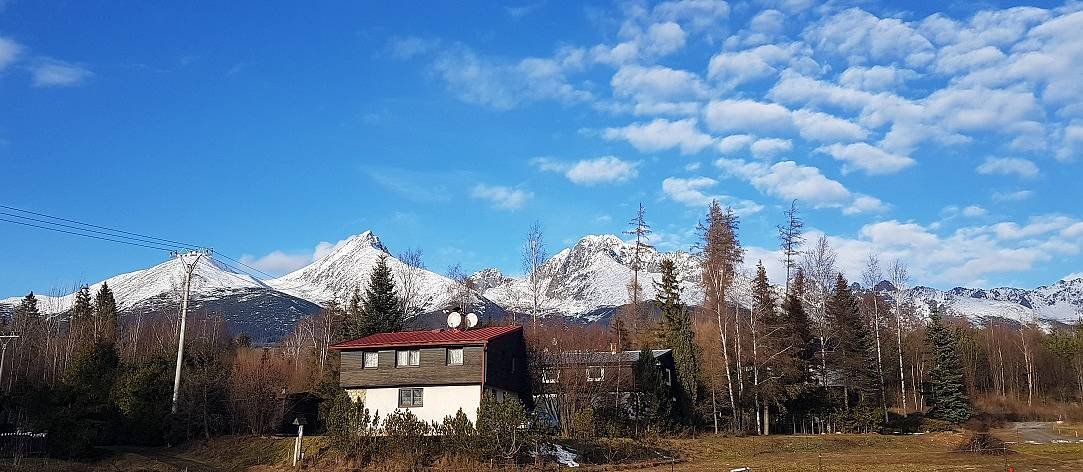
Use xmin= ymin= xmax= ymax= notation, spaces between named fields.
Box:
xmin=624 ymin=204 xmax=652 ymax=343
xmin=777 ymin=200 xmax=805 ymax=293
xmin=522 ymin=221 xmax=548 ymax=331
xmin=698 ymin=200 xmax=743 ymax=431
xmin=396 ymin=248 xmax=430 ymax=318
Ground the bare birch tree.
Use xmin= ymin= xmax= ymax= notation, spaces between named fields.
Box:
xmin=861 ymin=254 xmax=888 ymax=422
xmin=888 ymin=259 xmax=910 ymax=416
xmin=396 ymin=248 xmax=430 ymax=318
xmin=522 ymin=221 xmax=548 ymax=331
xmin=800 ymin=235 xmax=836 ymax=386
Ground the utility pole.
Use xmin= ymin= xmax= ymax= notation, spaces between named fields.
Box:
xmin=0 ymin=333 xmax=20 ymax=391
xmin=171 ymin=249 xmax=210 ymax=414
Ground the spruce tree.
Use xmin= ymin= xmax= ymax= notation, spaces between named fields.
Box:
xmin=633 ymin=346 xmax=673 ymax=431
xmin=14 ymin=292 xmax=40 ymax=333
xmin=826 ymin=273 xmax=878 ymax=410
xmin=94 ymin=282 xmax=119 ymax=342
xmin=358 ymin=255 xmax=404 ymax=336
xmin=780 ymin=269 xmax=814 ymax=372
xmin=345 ymin=286 xmax=363 ymax=339
xmin=71 ymin=286 xmax=94 ymax=349
xmin=655 ymin=258 xmax=698 ymax=420
xmin=752 ymin=262 xmax=786 ymax=403
xmin=925 ymin=304 xmax=972 ymax=423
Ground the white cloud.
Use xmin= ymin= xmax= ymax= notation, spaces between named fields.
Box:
xmin=976 ymin=156 xmax=1040 ymax=178
xmin=566 ymin=157 xmax=639 ymax=184
xmin=817 ymin=142 xmax=916 ymax=175
xmin=0 ymin=37 xmax=23 ymax=71
xmin=471 ymin=184 xmax=532 ymax=210
xmin=387 ymin=36 xmax=441 ymax=59
xmin=707 ymin=43 xmax=809 ymax=87
xmin=603 ymin=118 xmax=714 ymax=154
xmin=805 ymin=8 xmax=935 ymax=67
xmin=610 ymin=64 xmax=706 ymax=114
xmin=30 ymin=59 xmax=92 ymax=87
xmin=429 ymin=45 xmax=591 ymax=110
xmin=715 ymin=158 xmax=883 ymax=214
xmin=1063 ymin=272 xmax=1083 ymax=282
xmin=992 ymin=190 xmax=1034 ymax=202
xmin=844 ymin=194 xmax=888 ymax=215
xmin=645 ymin=22 xmax=687 ymax=56
xmin=241 ymin=238 xmax=351 ymax=276
xmin=963 ymin=205 xmax=988 ymax=218
xmin=703 ymin=99 xmax=793 ymax=133
xmin=791 ymin=109 xmax=867 ymax=142
xmin=991 ymin=215 xmax=1076 ymax=240
xmin=652 ymin=0 xmax=731 ymax=33
xmin=838 ymin=65 xmax=916 ymax=92
xmin=661 ymin=176 xmax=764 ymax=214
xmin=1062 ymin=222 xmax=1083 ymax=238
xmin=749 ymin=138 xmax=792 ymax=158
xmin=717 ymin=134 xmax=754 ymax=154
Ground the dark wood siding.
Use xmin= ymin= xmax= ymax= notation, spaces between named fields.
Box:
xmin=483 ymin=330 xmax=532 ymax=403
xmin=340 ymin=345 xmax=484 ymax=388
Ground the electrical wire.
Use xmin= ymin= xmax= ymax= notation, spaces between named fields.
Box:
xmin=0 ymin=217 xmax=178 ymax=252
xmin=0 ymin=211 xmax=189 ymax=251
xmin=0 ymin=204 xmax=201 ymax=248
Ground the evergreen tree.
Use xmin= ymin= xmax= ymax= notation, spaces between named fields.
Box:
xmin=925 ymin=304 xmax=972 ymax=423
xmin=94 ymin=282 xmax=119 ymax=342
xmin=345 ymin=286 xmax=363 ymax=339
xmin=655 ymin=258 xmax=698 ymax=420
xmin=826 ymin=273 xmax=878 ymax=410
xmin=632 ymin=346 xmax=673 ymax=431
xmin=358 ymin=255 xmax=404 ymax=336
xmin=781 ymin=270 xmax=814 ymax=372
xmin=15 ymin=291 xmax=40 ymax=320
xmin=751 ymin=262 xmax=787 ymax=409
xmin=71 ymin=286 xmax=94 ymax=349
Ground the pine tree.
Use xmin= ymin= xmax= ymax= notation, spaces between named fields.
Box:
xmin=358 ymin=255 xmax=404 ymax=336
xmin=781 ymin=269 xmax=814 ymax=371
xmin=826 ymin=273 xmax=878 ymax=410
xmin=655 ymin=258 xmax=698 ymax=420
xmin=94 ymin=282 xmax=119 ymax=342
xmin=925 ymin=304 xmax=972 ymax=423
xmin=751 ymin=261 xmax=785 ymax=434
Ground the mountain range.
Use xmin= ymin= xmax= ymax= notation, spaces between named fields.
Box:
xmin=2 ymin=229 xmax=1080 ymax=341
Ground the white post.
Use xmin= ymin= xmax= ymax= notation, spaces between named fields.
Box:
xmin=293 ymin=424 xmax=304 ymax=466
xmin=0 ymin=335 xmax=19 ymax=391
xmin=171 ymin=251 xmax=204 ymax=414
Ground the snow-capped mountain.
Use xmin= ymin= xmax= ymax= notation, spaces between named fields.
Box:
xmin=268 ymin=230 xmax=461 ymax=312
xmin=0 ymin=254 xmax=319 ymax=341
xmin=475 ymin=234 xmax=704 ymax=318
xmin=898 ymin=277 xmax=1083 ymax=324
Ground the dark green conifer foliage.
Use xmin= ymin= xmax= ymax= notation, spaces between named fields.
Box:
xmin=632 ymin=346 xmax=673 ymax=431
xmin=358 ymin=255 xmax=404 ymax=336
xmin=15 ymin=291 xmax=40 ymax=320
xmin=655 ymin=258 xmax=698 ymax=419
xmin=826 ymin=273 xmax=878 ymax=409
xmin=94 ymin=282 xmax=119 ymax=342
xmin=71 ymin=286 xmax=93 ymax=348
xmin=752 ymin=262 xmax=787 ymax=404
xmin=346 ymin=286 xmax=364 ymax=339
xmin=925 ymin=304 xmax=972 ymax=423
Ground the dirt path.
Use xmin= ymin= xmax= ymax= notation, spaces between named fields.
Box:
xmin=1010 ymin=421 xmax=1078 ymax=443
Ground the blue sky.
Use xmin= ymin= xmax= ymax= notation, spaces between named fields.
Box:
xmin=2 ymin=0 xmax=1082 ymax=296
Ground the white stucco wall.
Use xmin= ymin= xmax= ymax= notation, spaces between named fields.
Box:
xmin=347 ymin=384 xmax=483 ymax=425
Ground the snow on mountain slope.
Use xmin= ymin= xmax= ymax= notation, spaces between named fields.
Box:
xmin=0 ymin=253 xmax=268 ymax=314
xmin=477 ymin=234 xmax=704 ymax=317
xmin=896 ymin=278 xmax=1083 ymax=324
xmin=267 ymin=230 xmax=459 ymax=312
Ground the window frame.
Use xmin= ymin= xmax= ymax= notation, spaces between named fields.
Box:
xmin=446 ymin=347 xmax=464 ymax=366
xmin=362 ymin=351 xmax=379 ymax=369
xmin=396 ymin=349 xmax=421 ymax=368
xmin=664 ymin=368 xmax=672 ymax=386
xmin=586 ymin=365 xmax=605 ymax=382
xmin=398 ymin=387 xmax=423 ymax=408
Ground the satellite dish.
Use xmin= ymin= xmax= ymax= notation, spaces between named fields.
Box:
xmin=465 ymin=312 xmax=479 ymax=328
xmin=447 ymin=312 xmax=462 ymax=329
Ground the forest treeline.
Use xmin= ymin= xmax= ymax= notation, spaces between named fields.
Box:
xmin=1 ymin=200 xmax=1082 ymax=461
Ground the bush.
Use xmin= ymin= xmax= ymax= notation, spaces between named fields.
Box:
xmin=569 ymin=406 xmax=596 ymax=440
xmin=956 ymin=432 xmax=1012 ymax=455
xmin=383 ymin=410 xmax=433 ymax=467
xmin=476 ymin=393 xmax=528 ymax=462
xmin=324 ymin=391 xmax=379 ymax=463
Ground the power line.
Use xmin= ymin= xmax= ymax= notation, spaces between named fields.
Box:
xmin=0 ymin=211 xmax=189 ymax=251
xmin=216 ymin=253 xmax=277 ymax=280
xmin=0 ymin=204 xmax=201 ymax=248
xmin=0 ymin=217 xmax=178 ymax=252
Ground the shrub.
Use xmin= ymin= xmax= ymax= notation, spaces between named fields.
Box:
xmin=476 ymin=393 xmax=528 ymax=462
xmin=569 ymin=406 xmax=596 ymax=440
xmin=383 ymin=410 xmax=433 ymax=466
xmin=956 ymin=432 xmax=1012 ymax=455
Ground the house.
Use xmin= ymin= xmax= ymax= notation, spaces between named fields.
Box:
xmin=330 ymin=325 xmax=530 ymax=425
xmin=533 ymin=349 xmax=678 ymax=420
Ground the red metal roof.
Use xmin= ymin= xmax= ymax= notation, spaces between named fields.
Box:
xmin=329 ymin=325 xmax=522 ymax=350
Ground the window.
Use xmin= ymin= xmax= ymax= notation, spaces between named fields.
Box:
xmin=396 ymin=349 xmax=420 ymax=367
xmin=542 ymin=369 xmax=560 ymax=384
xmin=664 ymin=368 xmax=672 ymax=386
xmin=586 ymin=366 xmax=604 ymax=382
xmin=398 ymin=388 xmax=423 ymax=408
xmin=363 ymin=351 xmax=378 ymax=369
xmin=447 ymin=347 xmax=464 ymax=365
